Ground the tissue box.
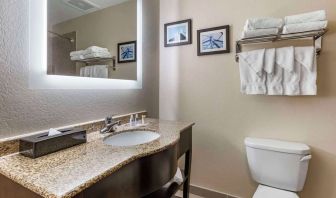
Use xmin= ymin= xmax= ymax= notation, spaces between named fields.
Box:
xmin=19 ymin=128 xmax=87 ymax=159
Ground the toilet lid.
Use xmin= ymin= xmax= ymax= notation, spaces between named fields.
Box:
xmin=253 ymin=185 xmax=299 ymax=198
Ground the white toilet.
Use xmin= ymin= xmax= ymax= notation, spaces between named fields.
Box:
xmin=245 ymin=137 xmax=312 ymax=198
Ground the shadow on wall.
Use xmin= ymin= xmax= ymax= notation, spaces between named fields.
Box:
xmin=316 ymin=20 xmax=336 ymax=97
xmin=300 ymin=147 xmax=336 ymax=197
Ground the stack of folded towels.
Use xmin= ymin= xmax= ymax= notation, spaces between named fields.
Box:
xmin=283 ymin=10 xmax=328 ymax=34
xmin=241 ymin=17 xmax=283 ymax=39
xmin=70 ymin=46 xmax=112 ymax=61
xmin=241 ymin=10 xmax=328 ymax=38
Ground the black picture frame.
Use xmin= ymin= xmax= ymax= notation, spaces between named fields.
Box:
xmin=197 ymin=25 xmax=230 ymax=56
xmin=118 ymin=41 xmax=137 ymax=63
xmin=164 ymin=19 xmax=192 ymax=47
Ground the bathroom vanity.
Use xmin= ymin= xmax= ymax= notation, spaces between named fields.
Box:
xmin=0 ymin=119 xmax=194 ymax=198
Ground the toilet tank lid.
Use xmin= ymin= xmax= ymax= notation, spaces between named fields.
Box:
xmin=245 ymin=137 xmax=311 ymax=155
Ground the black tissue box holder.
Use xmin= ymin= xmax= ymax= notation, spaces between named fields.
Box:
xmin=19 ymin=128 xmax=87 ymax=159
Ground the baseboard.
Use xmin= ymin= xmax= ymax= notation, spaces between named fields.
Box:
xmin=175 ymin=184 xmax=240 ymax=198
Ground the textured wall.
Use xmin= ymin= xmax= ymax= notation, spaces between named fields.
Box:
xmin=0 ymin=0 xmax=159 ymax=139
xmin=159 ymin=0 xmax=336 ymax=197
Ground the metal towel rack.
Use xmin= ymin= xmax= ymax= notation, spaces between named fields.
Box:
xmin=74 ymin=56 xmax=117 ymax=71
xmin=235 ymin=29 xmax=328 ymax=62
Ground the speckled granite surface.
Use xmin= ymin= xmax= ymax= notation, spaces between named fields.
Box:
xmin=0 ymin=111 xmax=147 ymax=157
xmin=0 ymin=119 xmax=194 ymax=198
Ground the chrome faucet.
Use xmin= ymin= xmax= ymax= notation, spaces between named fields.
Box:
xmin=100 ymin=116 xmax=121 ymax=134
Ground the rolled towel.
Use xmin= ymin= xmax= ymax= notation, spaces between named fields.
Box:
xmin=285 ymin=10 xmax=326 ymax=25
xmin=245 ymin=17 xmax=283 ymax=30
xmin=282 ymin=21 xmax=328 ymax=34
xmin=241 ymin=28 xmax=279 ymax=39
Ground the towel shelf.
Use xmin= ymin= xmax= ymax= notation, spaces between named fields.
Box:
xmin=73 ymin=56 xmax=117 ymax=71
xmin=235 ymin=29 xmax=328 ymax=62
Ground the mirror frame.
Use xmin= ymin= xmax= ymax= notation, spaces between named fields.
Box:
xmin=29 ymin=0 xmax=142 ymax=89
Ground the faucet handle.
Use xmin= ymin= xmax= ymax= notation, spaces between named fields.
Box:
xmin=105 ymin=115 xmax=113 ymax=124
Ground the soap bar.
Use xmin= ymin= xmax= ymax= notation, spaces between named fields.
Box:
xmin=19 ymin=128 xmax=87 ymax=159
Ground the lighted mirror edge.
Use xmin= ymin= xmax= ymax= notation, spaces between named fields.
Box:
xmin=28 ymin=0 xmax=143 ymax=89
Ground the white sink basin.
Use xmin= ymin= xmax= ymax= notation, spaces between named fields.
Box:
xmin=103 ymin=131 xmax=160 ymax=147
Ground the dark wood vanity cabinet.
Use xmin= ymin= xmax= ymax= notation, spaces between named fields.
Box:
xmin=0 ymin=127 xmax=192 ymax=198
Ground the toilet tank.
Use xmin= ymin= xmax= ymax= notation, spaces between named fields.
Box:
xmin=245 ymin=137 xmax=311 ymax=192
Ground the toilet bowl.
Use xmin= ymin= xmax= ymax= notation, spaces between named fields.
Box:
xmin=245 ymin=137 xmax=311 ymax=198
xmin=253 ymin=185 xmax=299 ymax=198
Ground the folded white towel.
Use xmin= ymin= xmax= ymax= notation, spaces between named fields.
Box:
xmin=239 ymin=49 xmax=267 ymax=95
xmin=295 ymin=46 xmax=317 ymax=95
xmin=86 ymin=46 xmax=109 ymax=54
xmin=70 ymin=50 xmax=85 ymax=57
xmin=71 ymin=46 xmax=110 ymax=59
xmin=70 ymin=55 xmax=84 ymax=61
xmin=83 ymin=52 xmax=112 ymax=59
xmin=241 ymin=28 xmax=279 ymax=39
xmin=285 ymin=10 xmax=327 ymax=25
xmin=282 ymin=21 xmax=328 ymax=34
xmin=264 ymin=48 xmax=283 ymax=95
xmin=245 ymin=17 xmax=284 ymax=30
xmin=276 ymin=46 xmax=300 ymax=95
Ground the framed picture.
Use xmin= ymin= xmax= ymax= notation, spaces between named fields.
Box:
xmin=197 ymin=25 xmax=230 ymax=56
xmin=164 ymin=19 xmax=192 ymax=47
xmin=118 ymin=41 xmax=137 ymax=63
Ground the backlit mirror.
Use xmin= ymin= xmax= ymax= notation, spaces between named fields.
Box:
xmin=47 ymin=0 xmax=137 ymax=80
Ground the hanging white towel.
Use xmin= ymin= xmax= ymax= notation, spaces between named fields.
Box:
xmin=92 ymin=65 xmax=109 ymax=79
xmin=80 ymin=66 xmax=108 ymax=78
xmin=244 ymin=17 xmax=284 ymax=30
xmin=264 ymin=48 xmax=283 ymax=95
xmin=239 ymin=49 xmax=266 ymax=95
xmin=241 ymin=28 xmax=279 ymax=39
xmin=295 ymin=46 xmax=317 ymax=95
xmin=80 ymin=67 xmax=85 ymax=77
xmin=282 ymin=21 xmax=328 ymax=34
xmin=275 ymin=46 xmax=300 ymax=95
xmin=284 ymin=10 xmax=327 ymax=25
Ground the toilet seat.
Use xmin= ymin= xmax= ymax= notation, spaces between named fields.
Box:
xmin=253 ymin=185 xmax=299 ymax=198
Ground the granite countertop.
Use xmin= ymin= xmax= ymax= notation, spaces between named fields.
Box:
xmin=0 ymin=119 xmax=194 ymax=198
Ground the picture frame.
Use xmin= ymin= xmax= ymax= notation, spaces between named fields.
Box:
xmin=164 ymin=19 xmax=192 ymax=47
xmin=197 ymin=25 xmax=230 ymax=56
xmin=118 ymin=41 xmax=137 ymax=63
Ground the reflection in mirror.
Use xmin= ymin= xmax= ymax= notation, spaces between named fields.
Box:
xmin=47 ymin=0 xmax=137 ymax=80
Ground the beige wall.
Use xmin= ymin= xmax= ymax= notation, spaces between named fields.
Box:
xmin=159 ymin=0 xmax=336 ymax=197
xmin=53 ymin=0 xmax=137 ymax=80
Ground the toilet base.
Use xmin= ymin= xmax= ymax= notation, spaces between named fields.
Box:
xmin=253 ymin=185 xmax=299 ymax=198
